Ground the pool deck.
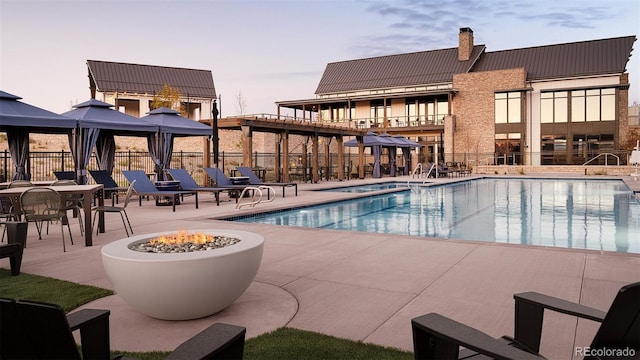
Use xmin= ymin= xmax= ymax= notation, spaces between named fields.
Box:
xmin=2 ymin=174 xmax=640 ymax=359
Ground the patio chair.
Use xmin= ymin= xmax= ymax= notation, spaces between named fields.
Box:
xmin=411 ymin=281 xmax=640 ymax=359
xmin=0 ymin=243 xmax=23 ymax=275
xmin=92 ymin=180 xmax=135 ymax=237
xmin=52 ymin=179 xmax=84 ymax=235
xmin=237 ymin=166 xmax=297 ymax=198
xmin=19 ymin=187 xmax=74 ymax=251
xmin=0 ymin=297 xmax=246 ymax=360
xmin=53 ymin=171 xmax=76 ymax=180
xmin=167 ymin=168 xmax=232 ymax=206
xmin=122 ymin=170 xmax=198 ymax=212
xmin=89 ymin=170 xmax=128 ymax=205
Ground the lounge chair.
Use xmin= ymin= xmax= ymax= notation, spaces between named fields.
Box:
xmin=53 ymin=171 xmax=76 ymax=180
xmin=89 ymin=170 xmax=128 ymax=206
xmin=0 ymin=297 xmax=246 ymax=360
xmin=121 ymin=170 xmax=198 ymax=212
xmin=236 ymin=167 xmax=297 ymax=197
xmin=204 ymin=167 xmax=253 ymax=201
xmin=166 ymin=168 xmax=232 ymax=206
xmin=411 ymin=282 xmax=640 ymax=359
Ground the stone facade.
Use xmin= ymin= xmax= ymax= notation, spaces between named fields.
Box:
xmin=450 ymin=68 xmax=527 ymax=162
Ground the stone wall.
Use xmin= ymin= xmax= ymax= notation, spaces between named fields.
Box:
xmin=476 ymin=165 xmax=636 ymax=176
xmin=450 ymin=68 xmax=527 ymax=162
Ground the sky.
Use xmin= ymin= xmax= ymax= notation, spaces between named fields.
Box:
xmin=1 ymin=0 xmax=639 ymax=118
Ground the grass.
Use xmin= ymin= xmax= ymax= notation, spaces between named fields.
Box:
xmin=0 ymin=268 xmax=414 ymax=359
xmin=0 ymin=268 xmax=113 ymax=312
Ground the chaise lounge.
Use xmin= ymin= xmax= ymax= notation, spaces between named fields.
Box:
xmin=236 ymin=167 xmax=297 ymax=198
xmin=122 ymin=170 xmax=198 ymax=212
xmin=411 ymin=281 xmax=640 ymax=359
xmin=166 ymin=168 xmax=232 ymax=206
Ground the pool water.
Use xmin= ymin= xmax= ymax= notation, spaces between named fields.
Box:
xmin=228 ymin=178 xmax=640 ymax=254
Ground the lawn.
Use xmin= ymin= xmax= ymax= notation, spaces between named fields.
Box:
xmin=0 ymin=268 xmax=413 ymax=359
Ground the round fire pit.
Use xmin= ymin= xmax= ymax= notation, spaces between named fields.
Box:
xmin=101 ymin=229 xmax=264 ymax=320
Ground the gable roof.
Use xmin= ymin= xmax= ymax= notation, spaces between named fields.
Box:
xmin=472 ymin=35 xmax=636 ymax=80
xmin=87 ymin=60 xmax=216 ymax=98
xmin=315 ymin=45 xmax=485 ymax=94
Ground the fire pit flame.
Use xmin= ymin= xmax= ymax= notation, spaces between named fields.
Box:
xmin=150 ymin=230 xmax=213 ymax=246
xmin=128 ymin=230 xmax=242 ymax=253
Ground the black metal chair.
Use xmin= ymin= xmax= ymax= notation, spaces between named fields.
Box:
xmin=0 ymin=297 xmax=246 ymax=360
xmin=19 ymin=187 xmax=73 ymax=251
xmin=411 ymin=282 xmax=640 ymax=359
xmin=92 ymin=180 xmax=135 ymax=237
xmin=52 ymin=179 xmax=84 ymax=235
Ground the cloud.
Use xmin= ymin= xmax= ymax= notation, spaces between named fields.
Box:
xmin=353 ymin=0 xmax=623 ymax=57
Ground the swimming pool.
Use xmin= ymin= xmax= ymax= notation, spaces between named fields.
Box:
xmin=227 ymin=178 xmax=640 ymax=254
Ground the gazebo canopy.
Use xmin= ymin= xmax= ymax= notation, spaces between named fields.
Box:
xmin=62 ymin=99 xmax=158 ymax=134
xmin=140 ymin=107 xmax=212 ymax=137
xmin=343 ymin=132 xmax=398 ymax=147
xmin=0 ymin=90 xmax=77 ymax=133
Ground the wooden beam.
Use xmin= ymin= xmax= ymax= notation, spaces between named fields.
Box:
xmin=282 ymin=132 xmax=289 ymax=182
xmin=241 ymin=125 xmax=252 ymax=168
xmin=336 ymin=136 xmax=344 ymax=181
xmin=312 ymin=133 xmax=319 ymax=183
xmin=358 ymin=136 xmax=364 ymax=179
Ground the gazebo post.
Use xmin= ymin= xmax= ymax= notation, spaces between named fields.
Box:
xmin=336 ymin=136 xmax=344 ymax=181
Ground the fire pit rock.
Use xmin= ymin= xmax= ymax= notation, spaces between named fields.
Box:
xmin=101 ymin=229 xmax=264 ymax=320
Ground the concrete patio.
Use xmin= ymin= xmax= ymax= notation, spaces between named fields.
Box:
xmin=2 ymin=174 xmax=639 ymax=359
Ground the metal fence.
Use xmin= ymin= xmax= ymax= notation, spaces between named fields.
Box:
xmin=0 ymin=150 xmax=372 ymax=184
xmin=1 ymin=149 xmax=633 ymax=184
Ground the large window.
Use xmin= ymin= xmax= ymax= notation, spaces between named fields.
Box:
xmin=495 ymin=92 xmax=522 ymax=124
xmin=540 ymin=91 xmax=567 ymax=123
xmin=544 ymin=88 xmax=615 ymax=123
xmin=571 ymin=88 xmax=615 ymax=122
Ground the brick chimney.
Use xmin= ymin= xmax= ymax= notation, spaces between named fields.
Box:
xmin=458 ymin=27 xmax=474 ymax=61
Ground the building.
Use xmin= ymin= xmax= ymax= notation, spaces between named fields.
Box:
xmin=87 ymin=60 xmax=217 ymax=121
xmin=276 ymin=28 xmax=636 ymax=166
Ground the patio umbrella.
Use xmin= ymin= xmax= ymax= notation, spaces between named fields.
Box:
xmin=0 ymin=90 xmax=77 ymax=180
xmin=62 ymin=99 xmax=158 ymax=183
xmin=140 ymin=107 xmax=212 ymax=180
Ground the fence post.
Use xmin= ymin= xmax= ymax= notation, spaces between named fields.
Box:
xmin=128 ymin=150 xmax=132 ymax=170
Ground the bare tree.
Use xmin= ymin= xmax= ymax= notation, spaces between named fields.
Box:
xmin=235 ymin=91 xmax=247 ymax=116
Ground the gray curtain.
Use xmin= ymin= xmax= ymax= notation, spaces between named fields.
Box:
xmin=372 ymin=145 xmax=381 ymax=178
xmin=402 ymin=147 xmax=411 ymax=175
xmin=69 ymin=127 xmax=100 ymax=184
xmin=95 ymin=132 xmax=116 ymax=173
xmin=387 ymin=147 xmax=396 ymax=177
xmin=148 ymin=132 xmax=174 ymax=181
xmin=7 ymin=129 xmax=30 ymax=180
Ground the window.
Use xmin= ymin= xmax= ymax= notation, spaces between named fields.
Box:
xmin=540 ymin=91 xmax=567 ymax=123
xmin=569 ymin=88 xmax=616 ymax=122
xmin=370 ymin=100 xmax=390 ymax=127
xmin=495 ymin=92 xmax=522 ymax=124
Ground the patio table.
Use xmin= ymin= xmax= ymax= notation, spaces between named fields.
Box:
xmin=0 ymin=184 xmax=104 ymax=247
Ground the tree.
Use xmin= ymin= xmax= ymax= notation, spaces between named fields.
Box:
xmin=235 ymin=91 xmax=247 ymax=116
xmin=151 ymin=84 xmax=185 ymax=115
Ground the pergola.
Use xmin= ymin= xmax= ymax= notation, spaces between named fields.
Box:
xmin=201 ymin=115 xmax=368 ymax=182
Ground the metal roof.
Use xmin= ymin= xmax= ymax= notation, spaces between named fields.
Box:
xmin=87 ymin=60 xmax=216 ymax=98
xmin=315 ymin=46 xmax=485 ymax=94
xmin=472 ymin=36 xmax=636 ymax=80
